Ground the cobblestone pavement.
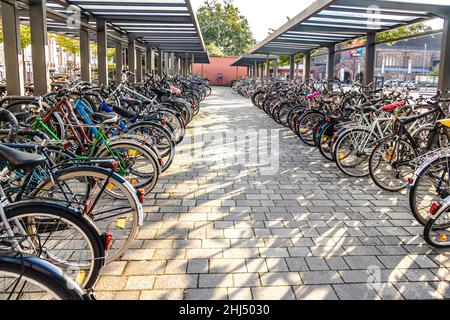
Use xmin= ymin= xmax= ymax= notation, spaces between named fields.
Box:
xmin=95 ymin=87 xmax=449 ymax=300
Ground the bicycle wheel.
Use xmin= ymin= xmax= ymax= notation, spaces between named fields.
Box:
xmin=128 ymin=122 xmax=175 ymax=172
xmin=424 ymin=212 xmax=450 ymax=249
xmin=369 ymin=137 xmax=418 ymax=192
xmin=1 ymin=202 xmax=104 ymax=289
xmin=334 ymin=128 xmax=376 ymax=178
xmin=35 ymin=167 xmax=142 ymax=263
xmin=296 ymin=111 xmax=324 ymax=146
xmin=318 ymin=123 xmax=335 ymax=161
xmin=410 ymin=156 xmax=450 ymax=226
xmin=96 ymin=140 xmax=160 ymax=195
xmin=0 ymin=252 xmax=86 ymax=300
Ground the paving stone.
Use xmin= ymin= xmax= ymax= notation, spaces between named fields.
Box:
xmin=125 ymin=276 xmax=155 ymax=290
xmin=228 ymin=288 xmax=253 ymax=300
xmin=185 ymin=288 xmax=228 ymax=300
xmin=305 ymin=257 xmax=330 ymax=271
xmin=293 ymin=285 xmax=339 ymax=300
xmin=333 ymin=284 xmax=380 ymax=300
xmin=153 ymin=275 xmax=198 ymax=289
xmin=96 ymin=276 xmax=127 ymax=291
xmin=251 ymin=287 xmax=296 ymax=300
xmin=140 ymin=290 xmax=185 ymax=300
xmin=199 ymin=274 xmax=234 ymax=288
xmin=260 ymin=272 xmax=302 ymax=286
xmin=394 ymin=282 xmax=443 ymax=300
xmin=300 ymin=271 xmax=343 ymax=285
xmin=187 ymin=259 xmax=209 ymax=274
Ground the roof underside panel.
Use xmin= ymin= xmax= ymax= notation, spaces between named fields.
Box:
xmin=249 ymin=0 xmax=449 ymax=56
xmin=19 ymin=0 xmax=210 ymax=63
xmin=231 ymin=55 xmax=279 ymax=67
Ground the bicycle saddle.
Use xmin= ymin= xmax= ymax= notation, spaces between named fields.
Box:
xmin=120 ymin=98 xmax=141 ymax=108
xmin=113 ymin=106 xmax=137 ymax=119
xmin=0 ymin=144 xmax=46 ymax=169
xmin=92 ymin=112 xmax=119 ymax=124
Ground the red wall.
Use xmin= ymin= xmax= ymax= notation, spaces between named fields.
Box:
xmin=194 ymin=56 xmax=248 ymax=86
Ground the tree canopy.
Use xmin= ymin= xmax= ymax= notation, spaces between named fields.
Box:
xmin=197 ymin=0 xmax=255 ymax=57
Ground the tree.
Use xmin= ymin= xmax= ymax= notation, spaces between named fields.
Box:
xmin=206 ymin=43 xmax=225 ymax=56
xmin=197 ymin=0 xmax=255 ymax=56
xmin=52 ymin=34 xmax=80 ymax=55
xmin=376 ymin=23 xmax=429 ymax=45
xmin=0 ymin=21 xmax=32 ymax=49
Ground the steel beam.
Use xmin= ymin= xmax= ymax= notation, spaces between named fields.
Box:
xmin=97 ymin=18 xmax=108 ymax=86
xmin=327 ymin=45 xmax=335 ymax=81
xmin=158 ymin=51 xmax=163 ymax=77
xmin=439 ymin=15 xmax=450 ymax=91
xmin=2 ymin=0 xmax=24 ymax=95
xmin=304 ymin=51 xmax=311 ymax=80
xmin=29 ymin=0 xmax=49 ymax=95
xmin=136 ymin=50 xmax=143 ymax=82
xmin=128 ymin=37 xmax=136 ymax=82
xmin=290 ymin=55 xmax=296 ymax=80
xmin=170 ymin=52 xmax=176 ymax=76
xmin=80 ymin=15 xmax=91 ymax=82
xmin=115 ymin=42 xmax=123 ymax=83
xmin=146 ymin=46 xmax=155 ymax=76
xmin=273 ymin=59 xmax=278 ymax=78
xmin=365 ymin=32 xmax=376 ymax=86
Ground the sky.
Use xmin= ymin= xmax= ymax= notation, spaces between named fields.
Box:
xmin=190 ymin=0 xmax=450 ymax=42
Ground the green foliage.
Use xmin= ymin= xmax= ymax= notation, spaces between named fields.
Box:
xmin=206 ymin=43 xmax=225 ymax=56
xmin=197 ymin=0 xmax=255 ymax=56
xmin=0 ymin=21 xmax=32 ymax=49
xmin=277 ymin=54 xmax=304 ymax=67
xmin=52 ymin=34 xmax=80 ymax=55
xmin=430 ymin=63 xmax=440 ymax=77
xmin=376 ymin=23 xmax=429 ymax=45
xmin=20 ymin=25 xmax=32 ymax=49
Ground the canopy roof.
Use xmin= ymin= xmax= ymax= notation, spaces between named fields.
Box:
xmin=231 ymin=54 xmax=279 ymax=67
xmin=249 ymin=0 xmax=449 ymax=55
xmin=18 ymin=0 xmax=210 ymax=63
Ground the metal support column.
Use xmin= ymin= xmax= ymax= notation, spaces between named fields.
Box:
xmin=439 ymin=15 xmax=450 ymax=91
xmin=96 ymin=18 xmax=108 ymax=86
xmin=191 ymin=54 xmax=195 ymax=75
xmin=290 ymin=55 xmax=296 ymax=80
xmin=304 ymin=51 xmax=311 ymax=81
xmin=80 ymin=16 xmax=91 ymax=82
xmin=128 ymin=38 xmax=136 ymax=83
xmin=266 ymin=55 xmax=270 ymax=79
xmin=273 ymin=59 xmax=278 ymax=79
xmin=158 ymin=51 xmax=163 ymax=77
xmin=146 ymin=46 xmax=155 ymax=76
xmin=327 ymin=45 xmax=335 ymax=82
xmin=365 ymin=33 xmax=376 ymax=86
xmin=163 ymin=52 xmax=169 ymax=74
xmin=170 ymin=52 xmax=176 ymax=76
xmin=136 ymin=50 xmax=143 ymax=82
xmin=2 ymin=0 xmax=24 ymax=95
xmin=115 ymin=43 xmax=123 ymax=83
xmin=184 ymin=52 xmax=188 ymax=76
xmin=29 ymin=0 xmax=49 ymax=95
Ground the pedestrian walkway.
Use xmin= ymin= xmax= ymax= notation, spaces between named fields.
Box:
xmin=95 ymin=87 xmax=449 ymax=300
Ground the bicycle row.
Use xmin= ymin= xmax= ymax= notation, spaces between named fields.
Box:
xmin=0 ymin=72 xmax=211 ymax=300
xmin=234 ymin=78 xmax=450 ymax=252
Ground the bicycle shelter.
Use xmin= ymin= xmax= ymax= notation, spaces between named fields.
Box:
xmin=246 ymin=0 xmax=450 ymax=90
xmin=0 ymin=0 xmax=210 ymax=95
xmin=231 ymin=54 xmax=279 ymax=80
